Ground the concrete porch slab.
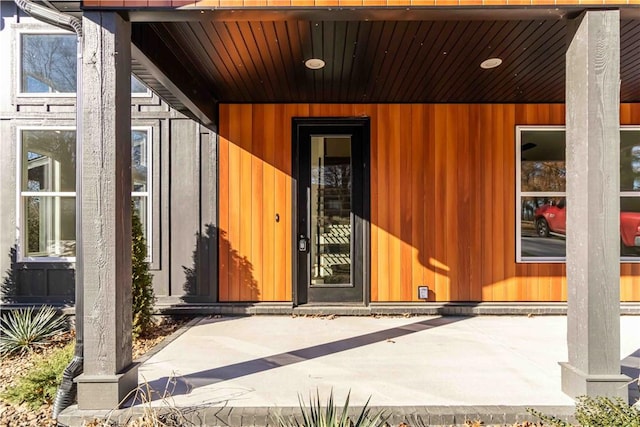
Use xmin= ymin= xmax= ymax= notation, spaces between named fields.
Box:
xmin=59 ymin=315 xmax=640 ymax=426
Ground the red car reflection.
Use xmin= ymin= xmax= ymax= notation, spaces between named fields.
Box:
xmin=534 ymin=200 xmax=640 ymax=253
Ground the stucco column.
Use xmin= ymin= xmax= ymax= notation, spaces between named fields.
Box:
xmin=560 ymin=9 xmax=630 ymax=401
xmin=75 ymin=11 xmax=137 ymax=410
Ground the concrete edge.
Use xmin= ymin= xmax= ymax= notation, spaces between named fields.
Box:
xmin=2 ymin=302 xmax=638 ymax=317
xmin=133 ymin=316 xmax=204 ymax=365
xmin=151 ymin=302 xmax=640 ymax=316
xmin=57 ymin=404 xmax=577 ymax=427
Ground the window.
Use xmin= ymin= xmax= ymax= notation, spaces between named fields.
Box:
xmin=20 ymin=129 xmax=76 ymax=258
xmin=18 ymin=128 xmax=153 ymax=261
xmin=20 ymin=33 xmax=151 ymax=97
xmin=131 ymin=128 xmax=153 ymax=259
xmin=516 ymin=127 xmax=640 ymax=262
xmin=131 ymin=76 xmax=151 ymax=97
xmin=21 ymin=33 xmax=76 ymax=94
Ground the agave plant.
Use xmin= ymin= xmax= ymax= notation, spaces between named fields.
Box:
xmin=274 ymin=390 xmax=387 ymax=427
xmin=0 ymin=306 xmax=67 ymax=356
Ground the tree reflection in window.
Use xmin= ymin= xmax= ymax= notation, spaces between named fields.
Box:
xmin=21 ymin=34 xmax=76 ymax=94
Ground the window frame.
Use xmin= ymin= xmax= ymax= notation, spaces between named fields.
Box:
xmin=16 ymin=126 xmax=77 ymax=263
xmin=130 ymin=75 xmax=153 ymax=98
xmin=516 ymin=125 xmax=640 ymax=263
xmin=16 ymin=126 xmax=154 ymax=263
xmin=16 ymin=29 xmax=77 ymax=98
xmin=131 ymin=126 xmax=154 ymax=260
xmin=17 ymin=31 xmax=154 ymax=100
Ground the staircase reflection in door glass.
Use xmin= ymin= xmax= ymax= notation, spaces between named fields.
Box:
xmin=310 ymin=136 xmax=352 ymax=286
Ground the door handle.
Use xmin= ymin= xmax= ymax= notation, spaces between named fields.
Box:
xmin=298 ymin=235 xmax=308 ymax=252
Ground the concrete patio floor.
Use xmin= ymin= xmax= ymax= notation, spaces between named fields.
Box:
xmin=61 ymin=315 xmax=640 ymax=426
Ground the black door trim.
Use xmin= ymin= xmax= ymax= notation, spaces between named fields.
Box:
xmin=292 ymin=117 xmax=370 ymax=306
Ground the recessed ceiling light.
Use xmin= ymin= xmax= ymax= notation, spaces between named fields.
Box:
xmin=480 ymin=57 xmax=502 ymax=69
xmin=305 ymin=58 xmax=325 ymax=70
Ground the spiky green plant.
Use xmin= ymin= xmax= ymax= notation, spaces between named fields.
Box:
xmin=528 ymin=396 xmax=640 ymax=427
xmin=0 ymin=306 xmax=67 ymax=356
xmin=132 ymin=206 xmax=156 ymax=338
xmin=273 ymin=390 xmax=387 ymax=427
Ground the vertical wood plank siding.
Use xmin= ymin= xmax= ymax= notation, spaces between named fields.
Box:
xmin=218 ymin=103 xmax=640 ymax=302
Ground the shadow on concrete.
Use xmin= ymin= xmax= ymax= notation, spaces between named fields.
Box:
xmin=132 ymin=316 xmax=466 ymax=404
xmin=621 ymin=348 xmax=640 ymax=404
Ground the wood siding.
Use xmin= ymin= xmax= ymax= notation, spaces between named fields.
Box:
xmin=84 ymin=1 xmax=637 ymax=8
xmin=218 ymin=103 xmax=640 ymax=302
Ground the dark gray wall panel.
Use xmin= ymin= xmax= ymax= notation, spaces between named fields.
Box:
xmin=17 ymin=269 xmax=46 ymax=296
xmin=0 ymin=11 xmax=219 ymax=306
xmin=48 ymin=269 xmax=75 ymax=297
xmin=169 ymin=119 xmax=201 ymax=298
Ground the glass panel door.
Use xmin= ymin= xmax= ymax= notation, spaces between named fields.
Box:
xmin=294 ymin=119 xmax=369 ymax=305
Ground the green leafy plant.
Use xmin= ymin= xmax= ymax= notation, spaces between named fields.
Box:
xmin=528 ymin=395 xmax=640 ymax=427
xmin=1 ymin=343 xmax=74 ymax=409
xmin=0 ymin=306 xmax=67 ymax=356
xmin=273 ymin=390 xmax=387 ymax=427
xmin=132 ymin=206 xmax=156 ymax=338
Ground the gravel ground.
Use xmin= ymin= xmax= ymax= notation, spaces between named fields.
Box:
xmin=0 ymin=317 xmax=189 ymax=427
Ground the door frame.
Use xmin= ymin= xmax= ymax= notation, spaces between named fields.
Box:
xmin=291 ymin=117 xmax=371 ymax=306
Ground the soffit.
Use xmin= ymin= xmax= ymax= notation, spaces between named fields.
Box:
xmin=131 ymin=12 xmax=640 ymax=104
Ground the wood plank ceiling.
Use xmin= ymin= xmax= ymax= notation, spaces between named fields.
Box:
xmin=132 ymin=16 xmax=640 ymax=104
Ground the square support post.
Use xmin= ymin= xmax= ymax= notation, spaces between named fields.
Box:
xmin=75 ymin=11 xmax=138 ymax=410
xmin=561 ymin=9 xmax=630 ymax=401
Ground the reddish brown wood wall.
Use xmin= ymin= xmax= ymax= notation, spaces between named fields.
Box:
xmin=218 ymin=103 xmax=640 ymax=302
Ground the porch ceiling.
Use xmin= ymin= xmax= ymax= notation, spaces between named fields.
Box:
xmin=129 ymin=8 xmax=640 ymax=107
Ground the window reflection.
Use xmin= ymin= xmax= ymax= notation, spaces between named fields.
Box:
xmin=620 ymin=131 xmax=640 ymax=191
xmin=21 ymin=34 xmax=76 ymax=93
xmin=21 ymin=130 xmax=76 ymax=257
xmin=131 ymin=76 xmax=149 ymax=95
xmin=132 ymin=130 xmax=148 ymax=192
xmin=22 ymin=130 xmax=76 ymax=192
xmin=310 ymin=136 xmax=352 ymax=286
xmin=620 ymin=198 xmax=640 ymax=256
xmin=20 ymin=129 xmax=152 ymax=259
xmin=24 ymin=196 xmax=76 ymax=257
xmin=21 ymin=34 xmax=152 ymax=97
xmin=519 ymin=128 xmax=640 ymax=261
xmin=520 ymin=197 xmax=567 ymax=259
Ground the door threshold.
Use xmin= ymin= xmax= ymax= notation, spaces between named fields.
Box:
xmin=297 ymin=302 xmax=368 ymax=306
xmin=293 ymin=304 xmax=371 ymax=316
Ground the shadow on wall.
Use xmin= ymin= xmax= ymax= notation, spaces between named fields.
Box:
xmin=182 ymin=224 xmax=217 ymax=302
xmin=1 ymin=247 xmax=18 ymax=303
xmin=219 ymin=228 xmax=260 ymax=300
xmin=1 ymin=246 xmax=74 ymax=304
xmin=182 ymin=225 xmax=259 ymax=301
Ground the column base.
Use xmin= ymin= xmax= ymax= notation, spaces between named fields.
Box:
xmin=560 ymin=362 xmax=631 ymax=402
xmin=76 ymin=363 xmax=139 ymax=410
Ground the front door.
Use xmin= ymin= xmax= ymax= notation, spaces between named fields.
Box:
xmin=293 ymin=118 xmax=369 ymax=304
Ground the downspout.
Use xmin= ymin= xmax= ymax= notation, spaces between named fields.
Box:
xmin=13 ymin=1 xmax=82 ymax=34
xmin=12 ymin=0 xmax=83 ymax=420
